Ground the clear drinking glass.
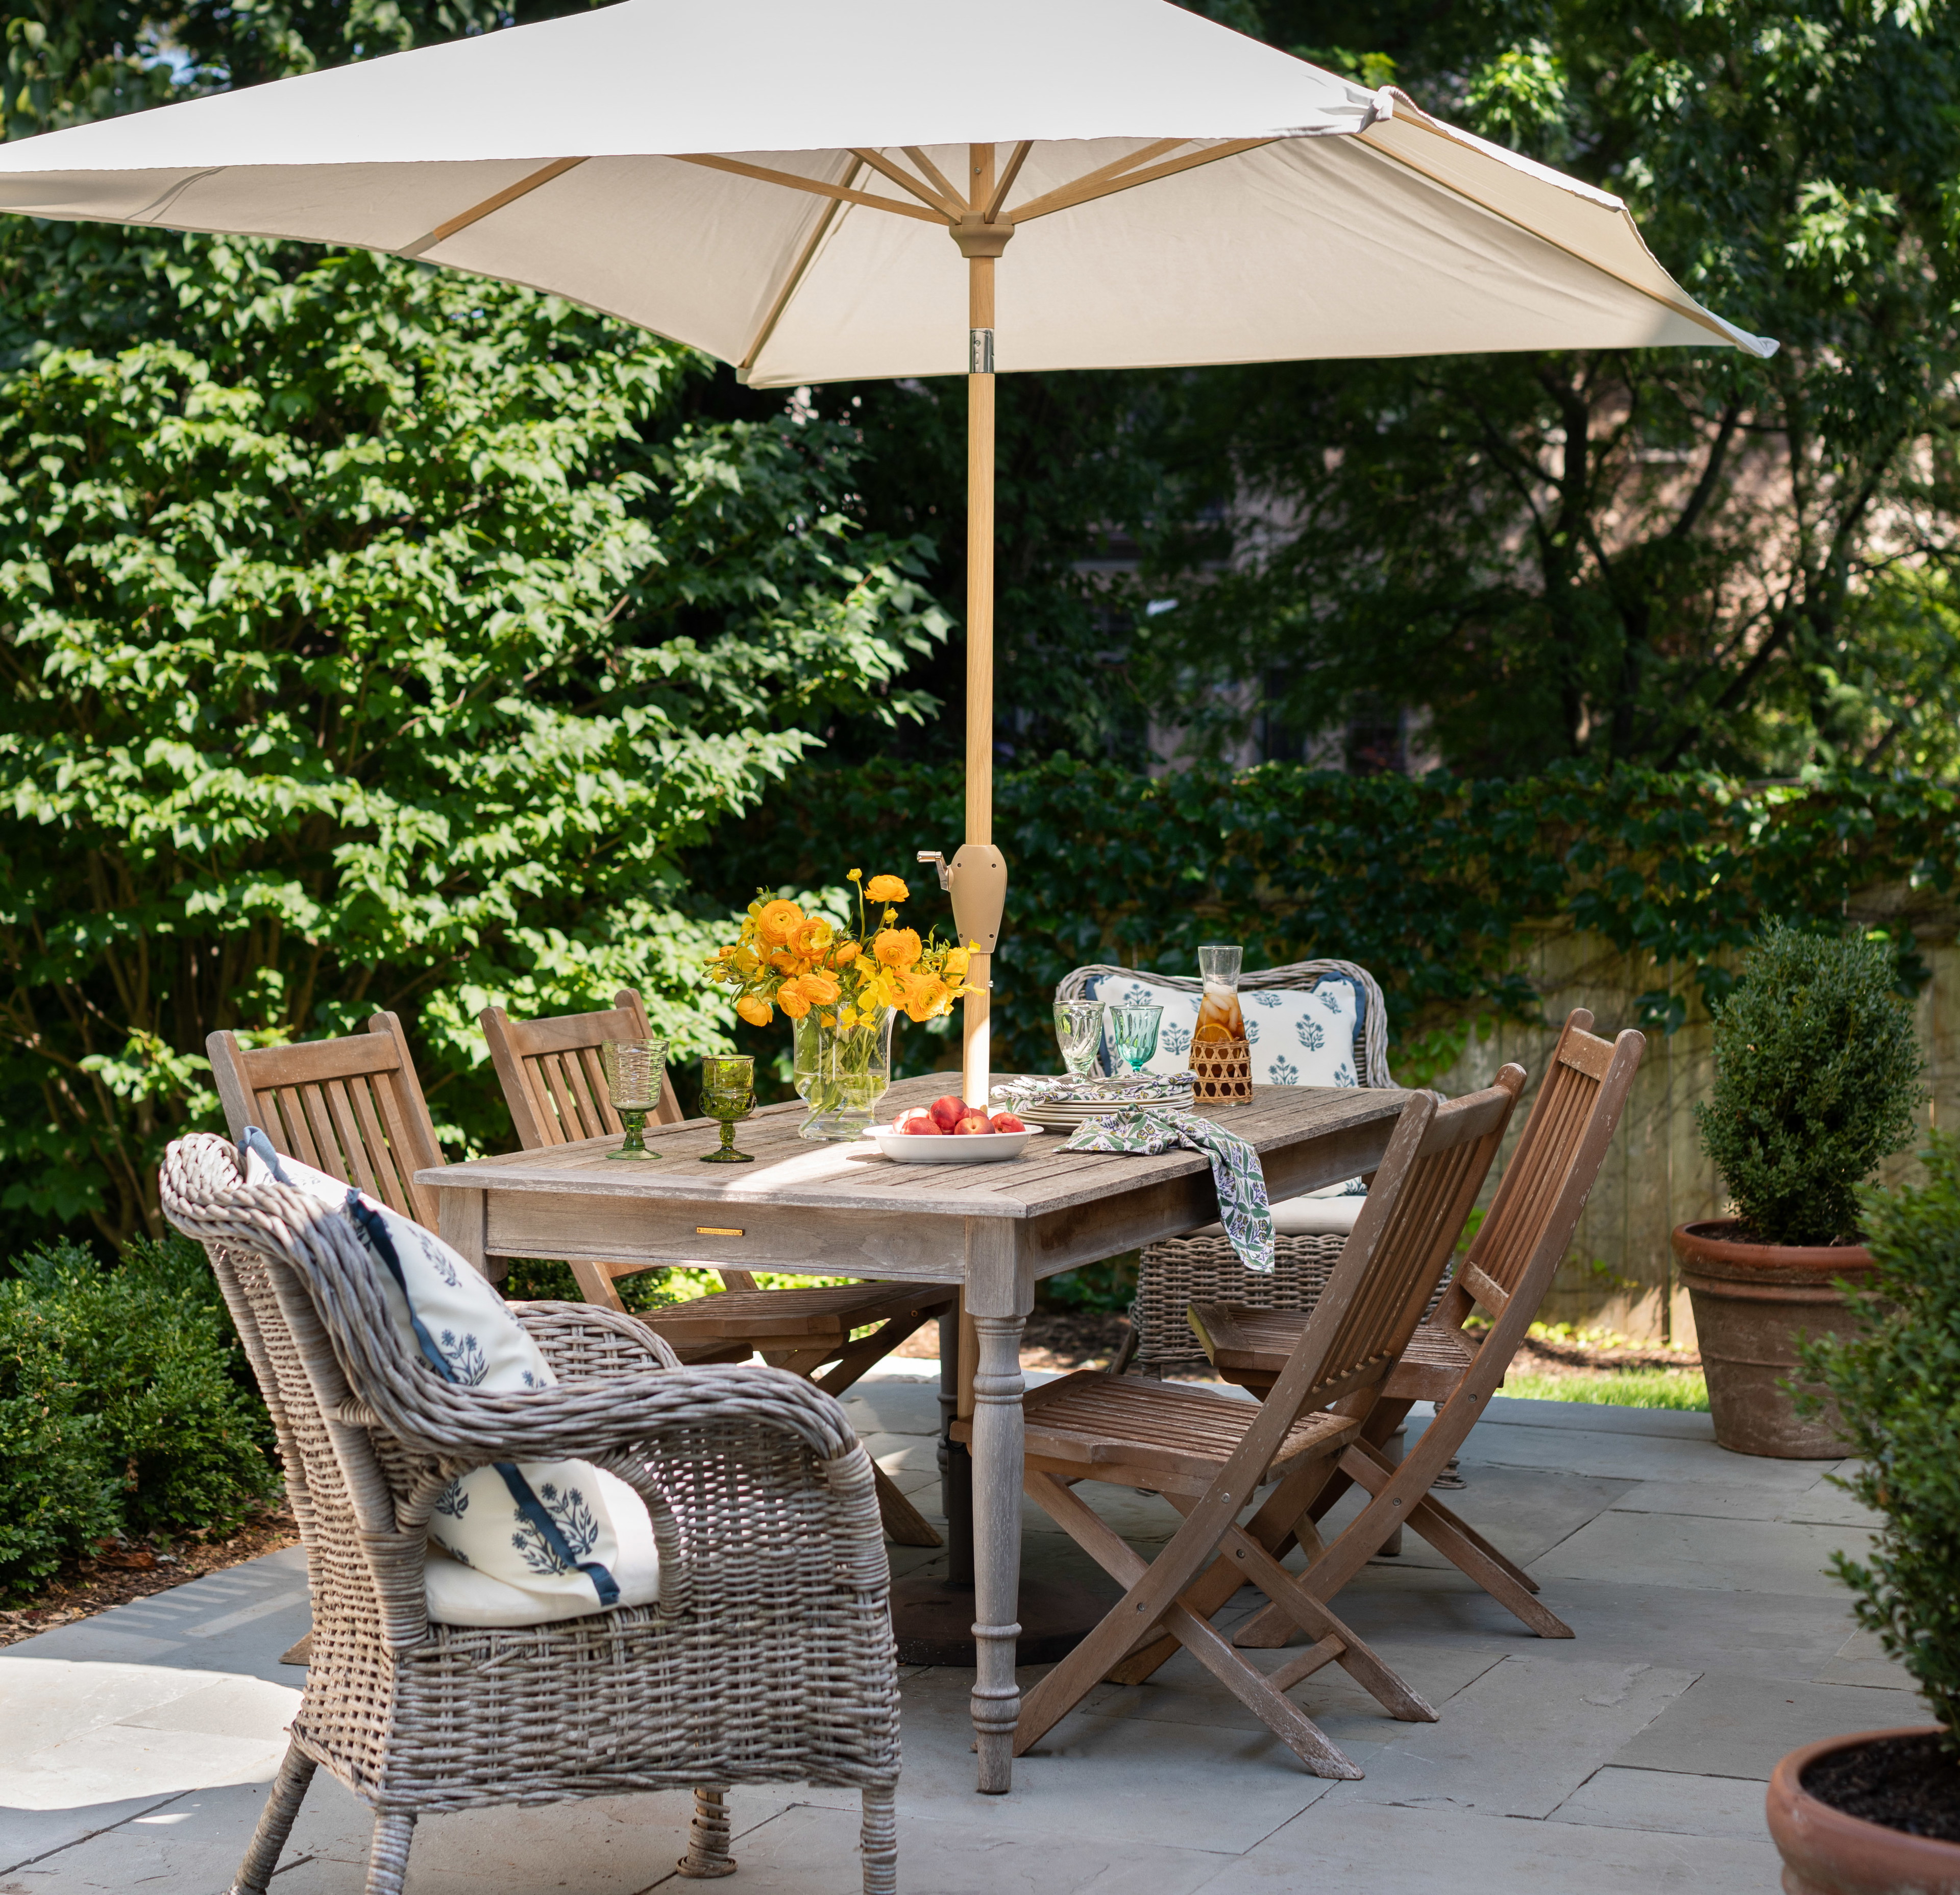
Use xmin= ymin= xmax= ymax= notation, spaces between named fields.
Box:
xmin=1052 ymin=1000 xmax=1106 ymax=1076
xmin=599 ymin=1037 xmax=667 ymax=1161
xmin=699 ymin=1054 xmax=756 ymax=1164
xmin=1194 ymin=943 xmax=1246 ymax=1046
xmin=1107 ymin=1003 xmax=1163 ymax=1076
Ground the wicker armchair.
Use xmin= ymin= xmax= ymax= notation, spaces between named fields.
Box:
xmin=1054 ymin=959 xmax=1394 ymax=1375
xmin=159 ymin=1133 xmax=899 ymax=1895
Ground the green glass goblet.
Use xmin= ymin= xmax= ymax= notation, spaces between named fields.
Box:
xmin=700 ymin=1054 xmax=756 ymax=1164
xmin=599 ymin=1037 xmax=668 ymax=1160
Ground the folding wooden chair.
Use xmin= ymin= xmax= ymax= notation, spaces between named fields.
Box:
xmin=960 ymin=1079 xmax=1522 ymax=1778
xmin=207 ymin=1011 xmax=445 ymax=1227
xmin=481 ymin=988 xmax=954 ymax=1547
xmin=1193 ymin=1010 xmax=1645 ymax=1648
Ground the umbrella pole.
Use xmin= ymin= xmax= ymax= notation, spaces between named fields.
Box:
xmin=961 ymin=233 xmax=995 ymax=1108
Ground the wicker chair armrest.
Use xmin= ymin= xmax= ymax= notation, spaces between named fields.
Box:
xmin=510 ymin=1299 xmax=683 ymax=1376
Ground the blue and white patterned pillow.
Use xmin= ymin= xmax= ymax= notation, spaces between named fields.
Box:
xmin=1083 ymin=975 xmax=1362 ymax=1090
xmin=239 ymin=1130 xmax=659 ymax=1626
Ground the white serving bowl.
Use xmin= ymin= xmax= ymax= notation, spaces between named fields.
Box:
xmin=866 ymin=1126 xmax=1043 ymax=1164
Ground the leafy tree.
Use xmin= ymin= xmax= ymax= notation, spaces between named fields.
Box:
xmin=1134 ymin=0 xmax=1960 ymax=776
xmin=0 ymin=241 xmax=944 ymax=1246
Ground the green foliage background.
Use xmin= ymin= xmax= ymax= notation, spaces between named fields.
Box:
xmin=0 ymin=1231 xmax=278 ymax=1600
xmin=691 ymin=762 xmax=1959 ymax=1091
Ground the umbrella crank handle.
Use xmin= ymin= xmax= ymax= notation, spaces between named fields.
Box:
xmin=917 ymin=850 xmax=952 ymax=893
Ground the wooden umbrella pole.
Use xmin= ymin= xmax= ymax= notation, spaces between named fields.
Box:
xmin=958 ymin=141 xmax=1006 ymax=1109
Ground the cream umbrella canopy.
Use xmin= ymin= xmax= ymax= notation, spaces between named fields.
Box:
xmin=0 ymin=0 xmax=1775 ymax=1105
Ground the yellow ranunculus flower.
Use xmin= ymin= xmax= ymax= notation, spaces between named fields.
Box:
xmin=757 ymin=898 xmax=805 ymax=946
xmin=864 ymin=874 xmax=909 ymax=903
xmin=732 ymin=945 xmax=762 ymax=976
xmin=873 ymin=927 xmax=922 ymax=969
xmin=944 ymin=945 xmax=971 ymax=980
xmin=736 ymin=994 xmax=773 ymax=1028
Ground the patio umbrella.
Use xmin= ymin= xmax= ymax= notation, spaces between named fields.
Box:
xmin=0 ymin=0 xmax=1775 ymax=1103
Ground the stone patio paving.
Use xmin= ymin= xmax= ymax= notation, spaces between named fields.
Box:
xmin=0 ymin=1365 xmax=1916 ymax=1893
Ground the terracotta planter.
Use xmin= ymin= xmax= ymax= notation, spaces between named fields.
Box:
xmin=1768 ymin=1728 xmax=1960 ymax=1894
xmin=1672 ymin=1218 xmax=1871 ymax=1458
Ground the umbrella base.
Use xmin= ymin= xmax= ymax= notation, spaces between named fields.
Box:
xmin=889 ymin=1576 xmax=1111 ymax=1667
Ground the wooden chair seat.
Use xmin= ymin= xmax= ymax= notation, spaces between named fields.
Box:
xmin=644 ymin=1282 xmax=947 ymax=1347
xmin=1190 ymin=1308 xmax=1487 ymax=1404
xmin=994 ymin=1370 xmax=1358 ymax=1496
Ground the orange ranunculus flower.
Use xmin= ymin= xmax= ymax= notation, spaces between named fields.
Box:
xmin=800 ymin=970 xmax=841 ymax=1006
xmin=873 ymin=927 xmax=922 ymax=970
xmin=776 ymin=978 xmax=814 ymax=1021
xmin=757 ymin=898 xmax=805 ymax=946
xmin=736 ymin=994 xmax=773 ymax=1028
xmin=832 ymin=940 xmax=861 ymax=967
xmin=792 ymin=917 xmax=835 ymax=959
xmin=898 ymin=969 xmax=947 ymax=1022
xmin=864 ymin=874 xmax=909 ymax=903
xmin=770 ymin=946 xmax=811 ymax=975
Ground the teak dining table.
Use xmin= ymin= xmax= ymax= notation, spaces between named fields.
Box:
xmin=419 ymin=1072 xmax=1409 ymax=1794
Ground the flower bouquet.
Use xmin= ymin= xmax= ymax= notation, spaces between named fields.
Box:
xmin=704 ymin=871 xmax=977 ymax=1141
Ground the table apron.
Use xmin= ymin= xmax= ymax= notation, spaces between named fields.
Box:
xmin=461 ymin=1110 xmax=1397 ymax=1286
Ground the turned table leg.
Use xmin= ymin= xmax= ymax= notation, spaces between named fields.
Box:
xmin=965 ymin=1224 xmax=1031 ymax=1793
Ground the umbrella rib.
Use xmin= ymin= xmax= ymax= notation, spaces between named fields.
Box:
xmin=984 ymin=141 xmax=1033 ymax=223
xmin=678 ymin=153 xmax=940 ymax=223
xmin=1012 ymin=137 xmax=1272 ymax=223
xmin=399 ymin=155 xmax=587 ymax=258
xmin=1353 ymin=130 xmax=1744 ymax=347
xmin=741 ymin=161 xmax=864 ymax=375
xmin=902 ymin=147 xmax=969 ymax=213
xmin=851 ymin=147 xmax=962 ymax=218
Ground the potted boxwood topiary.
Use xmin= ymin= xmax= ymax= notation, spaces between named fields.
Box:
xmin=1764 ymin=1136 xmax=1960 ymax=1892
xmin=1676 ymin=921 xmax=1924 ymax=1456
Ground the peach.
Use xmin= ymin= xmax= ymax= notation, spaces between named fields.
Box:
xmin=901 ymin=1117 xmax=943 ymax=1136
xmin=929 ymin=1094 xmax=969 ymax=1131
xmin=952 ymin=1114 xmax=992 ymax=1135
xmin=988 ymin=1112 xmax=1027 ymax=1134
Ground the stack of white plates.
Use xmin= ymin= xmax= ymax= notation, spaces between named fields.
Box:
xmin=991 ymin=1074 xmax=1193 ymax=1134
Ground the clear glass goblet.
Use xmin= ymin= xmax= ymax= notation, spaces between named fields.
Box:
xmin=699 ymin=1054 xmax=756 ymax=1165
xmin=1108 ymin=1003 xmax=1163 ymax=1076
xmin=599 ymin=1037 xmax=668 ymax=1161
xmin=1052 ymin=1000 xmax=1107 ymax=1077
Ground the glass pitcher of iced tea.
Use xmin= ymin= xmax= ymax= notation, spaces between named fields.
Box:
xmin=1192 ymin=943 xmax=1245 ymax=1045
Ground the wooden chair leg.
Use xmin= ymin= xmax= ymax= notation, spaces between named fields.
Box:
xmin=1018 ymin=1473 xmax=1362 ymax=1779
xmin=230 ymin=1743 xmax=316 ymax=1895
xmin=676 ymin=1787 xmax=737 ymax=1879
xmin=872 ymin=1461 xmax=943 ymax=1547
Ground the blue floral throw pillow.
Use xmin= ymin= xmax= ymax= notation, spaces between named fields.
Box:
xmin=239 ymin=1129 xmax=658 ymax=1626
xmin=1086 ymin=976 xmax=1362 ymax=1089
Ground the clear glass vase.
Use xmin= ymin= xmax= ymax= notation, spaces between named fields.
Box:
xmin=792 ymin=1007 xmax=896 ymax=1141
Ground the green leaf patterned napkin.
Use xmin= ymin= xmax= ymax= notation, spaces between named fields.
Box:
xmin=1062 ymin=1107 xmax=1276 ymax=1274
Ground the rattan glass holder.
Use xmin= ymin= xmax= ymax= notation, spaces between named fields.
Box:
xmin=1189 ymin=1036 xmax=1253 ymax=1104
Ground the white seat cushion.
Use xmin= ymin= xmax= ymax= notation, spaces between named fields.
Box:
xmin=1185 ymin=1190 xmax=1365 ymax=1242
xmin=1086 ymin=974 xmax=1362 ymax=1088
xmin=240 ymin=1130 xmax=658 ymax=1626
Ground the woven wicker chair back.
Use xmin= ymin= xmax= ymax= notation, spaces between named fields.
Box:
xmin=1285 ymin=1078 xmax=1521 ymax=1407
xmin=1054 ymin=957 xmax=1391 ymax=1089
xmin=206 ymin=1011 xmax=444 ymax=1228
xmin=481 ymin=987 xmax=684 ymax=1147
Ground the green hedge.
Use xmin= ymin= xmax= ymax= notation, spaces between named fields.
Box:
xmin=687 ymin=761 xmax=1959 ymax=1086
xmin=0 ymin=1235 xmax=280 ymax=1602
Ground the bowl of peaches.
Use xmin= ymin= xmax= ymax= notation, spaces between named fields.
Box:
xmin=867 ymin=1095 xmax=1040 ymax=1164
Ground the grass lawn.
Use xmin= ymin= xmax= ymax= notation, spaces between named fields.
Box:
xmin=1501 ymin=1367 xmax=1709 ymax=1410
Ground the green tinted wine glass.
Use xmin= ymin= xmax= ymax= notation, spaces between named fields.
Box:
xmin=700 ymin=1054 xmax=756 ymax=1164
xmin=599 ymin=1037 xmax=667 ymax=1160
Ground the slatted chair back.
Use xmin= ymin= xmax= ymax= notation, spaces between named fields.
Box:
xmin=206 ymin=1012 xmax=444 ymax=1228
xmin=480 ymin=987 xmax=684 ymax=1149
xmin=1271 ymin=1077 xmax=1524 ymax=1418
xmin=1437 ymin=1010 xmax=1639 ymax=1351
